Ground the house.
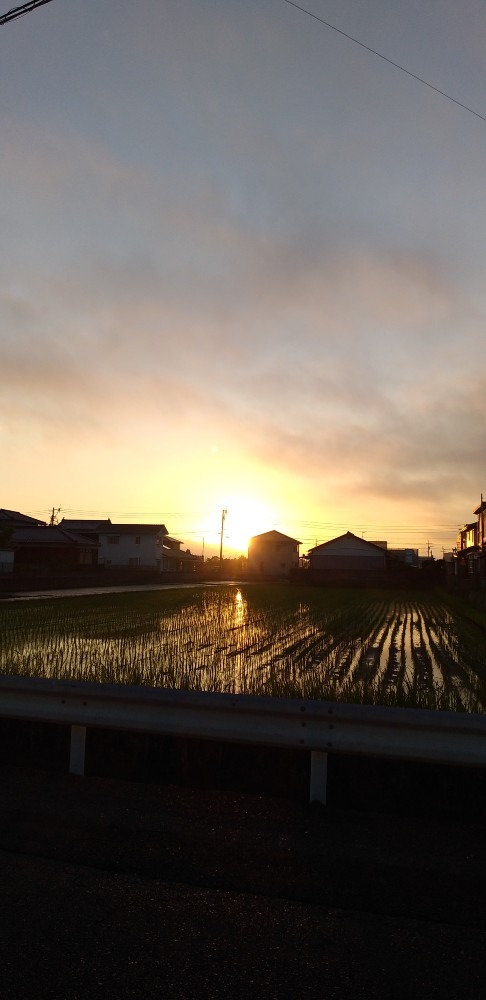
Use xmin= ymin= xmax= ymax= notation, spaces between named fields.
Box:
xmin=454 ymin=500 xmax=485 ymax=577
xmin=97 ymin=522 xmax=170 ymax=571
xmin=0 ymin=509 xmax=46 ymax=575
xmin=307 ymin=531 xmax=387 ymax=581
xmin=159 ymin=535 xmax=201 ymax=574
xmin=247 ymin=530 xmax=301 ymax=578
xmin=60 ymin=519 xmax=168 ymax=570
xmin=12 ymin=525 xmax=98 ymax=574
xmin=0 ymin=508 xmax=46 ymax=528
xmin=473 ymin=499 xmax=486 ymax=577
xmin=456 ymin=522 xmax=478 ymax=554
xmin=60 ymin=518 xmax=200 ymax=574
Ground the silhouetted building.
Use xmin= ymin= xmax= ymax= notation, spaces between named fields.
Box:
xmin=307 ymin=531 xmax=387 ymax=581
xmin=248 ymin=530 xmax=301 ymax=578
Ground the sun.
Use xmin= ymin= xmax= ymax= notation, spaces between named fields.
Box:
xmin=222 ymin=495 xmax=274 ymax=555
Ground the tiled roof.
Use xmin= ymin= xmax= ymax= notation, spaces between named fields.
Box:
xmin=106 ymin=524 xmax=168 ymax=536
xmin=0 ymin=508 xmax=46 ymax=526
xmin=162 ymin=548 xmax=196 ymax=562
xmin=13 ymin=526 xmax=98 ymax=547
xmin=60 ymin=519 xmax=112 ymax=531
xmin=59 ymin=520 xmax=169 ymax=536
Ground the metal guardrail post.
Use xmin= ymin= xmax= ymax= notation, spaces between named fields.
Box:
xmin=69 ymin=725 xmax=86 ymax=776
xmin=1 ymin=678 xmax=486 ymax=790
xmin=310 ymin=750 xmax=327 ymax=804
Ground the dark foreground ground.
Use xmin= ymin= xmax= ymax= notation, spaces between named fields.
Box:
xmin=0 ymin=763 xmax=485 ymax=1000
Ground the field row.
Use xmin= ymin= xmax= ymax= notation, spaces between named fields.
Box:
xmin=1 ymin=585 xmax=485 ymax=711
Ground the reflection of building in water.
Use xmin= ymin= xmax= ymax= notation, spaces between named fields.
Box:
xmin=247 ymin=530 xmax=301 ymax=578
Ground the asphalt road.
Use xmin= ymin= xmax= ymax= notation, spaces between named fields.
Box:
xmin=0 ymin=765 xmax=485 ymax=999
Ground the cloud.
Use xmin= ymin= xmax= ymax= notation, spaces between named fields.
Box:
xmin=2 ymin=104 xmax=486 ymax=535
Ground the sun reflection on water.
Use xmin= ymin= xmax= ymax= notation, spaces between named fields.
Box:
xmin=233 ymin=589 xmax=246 ymax=626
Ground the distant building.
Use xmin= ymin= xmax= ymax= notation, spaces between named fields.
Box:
xmin=247 ymin=530 xmax=301 ymax=578
xmin=307 ymin=531 xmax=387 ymax=580
xmin=388 ymin=547 xmax=419 ymax=568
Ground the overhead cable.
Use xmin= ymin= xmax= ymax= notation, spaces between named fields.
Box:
xmin=0 ymin=1 xmax=54 ymax=26
xmin=282 ymin=0 xmax=486 ymax=123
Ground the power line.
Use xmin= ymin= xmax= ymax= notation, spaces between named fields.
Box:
xmin=282 ymin=0 xmax=486 ymax=124
xmin=28 ymin=507 xmax=459 ymax=530
xmin=2 ymin=0 xmax=483 ymax=126
xmin=0 ymin=1 xmax=54 ymax=26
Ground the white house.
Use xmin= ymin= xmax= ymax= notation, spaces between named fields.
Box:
xmin=99 ymin=523 xmax=171 ymax=569
xmin=307 ymin=532 xmax=387 ymax=578
xmin=60 ymin=519 xmax=200 ymax=573
xmin=248 ymin=530 xmax=301 ymax=577
xmin=60 ymin=519 xmax=167 ymax=570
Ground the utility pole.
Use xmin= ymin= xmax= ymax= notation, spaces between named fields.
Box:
xmin=49 ymin=506 xmax=61 ymax=526
xmin=219 ymin=508 xmax=227 ymax=573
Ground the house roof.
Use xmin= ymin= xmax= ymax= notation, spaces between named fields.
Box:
xmin=0 ymin=508 xmax=46 ymax=526
xmin=60 ymin=520 xmax=168 ymax=536
xmin=107 ymin=524 xmax=168 ymax=536
xmin=12 ymin=526 xmax=98 ymax=547
xmin=60 ymin=519 xmax=112 ymax=531
xmin=249 ymin=530 xmax=302 ymax=545
xmin=307 ymin=531 xmax=388 ymax=555
xmin=161 ymin=547 xmax=196 ymax=562
xmin=473 ymin=501 xmax=486 ymax=516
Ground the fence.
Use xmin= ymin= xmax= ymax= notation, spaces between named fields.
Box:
xmin=1 ymin=676 xmax=485 ymax=803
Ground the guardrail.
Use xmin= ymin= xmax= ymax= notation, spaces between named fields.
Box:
xmin=1 ymin=676 xmax=485 ymax=803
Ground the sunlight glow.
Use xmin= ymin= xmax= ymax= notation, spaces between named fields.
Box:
xmin=223 ymin=495 xmax=275 ymax=555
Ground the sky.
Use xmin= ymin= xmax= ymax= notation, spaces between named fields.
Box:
xmin=1 ymin=0 xmax=486 ymax=557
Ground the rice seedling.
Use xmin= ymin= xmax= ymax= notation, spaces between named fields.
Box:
xmin=0 ymin=584 xmax=485 ymax=711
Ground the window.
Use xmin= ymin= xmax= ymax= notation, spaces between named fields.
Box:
xmin=108 ymin=535 xmax=120 ymax=545
xmin=135 ymin=536 xmax=141 ymax=545
xmin=129 ymin=557 xmax=140 ymax=567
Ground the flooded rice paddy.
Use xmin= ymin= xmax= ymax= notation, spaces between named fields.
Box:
xmin=1 ymin=584 xmax=486 ymax=711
